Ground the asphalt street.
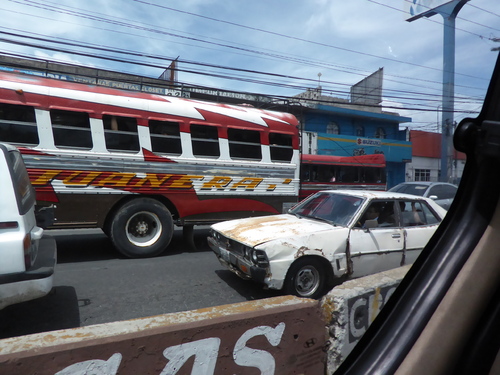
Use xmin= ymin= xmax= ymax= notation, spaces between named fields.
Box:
xmin=0 ymin=227 xmax=280 ymax=339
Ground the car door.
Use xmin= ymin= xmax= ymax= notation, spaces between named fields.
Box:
xmin=400 ymin=199 xmax=442 ymax=265
xmin=348 ymin=200 xmax=404 ymax=279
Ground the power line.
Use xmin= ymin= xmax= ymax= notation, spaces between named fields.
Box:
xmin=0 ymin=30 xmax=485 ymax=111
xmin=0 ymin=0 xmax=491 ymax=119
xmin=7 ymin=0 xmax=491 ymax=84
xmin=2 ymin=0 xmax=492 ymax=110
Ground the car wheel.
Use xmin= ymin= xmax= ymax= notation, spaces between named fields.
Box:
xmin=284 ymin=258 xmax=326 ymax=299
xmin=109 ymin=198 xmax=173 ymax=258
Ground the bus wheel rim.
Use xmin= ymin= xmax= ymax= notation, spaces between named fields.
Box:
xmin=125 ymin=211 xmax=162 ymax=247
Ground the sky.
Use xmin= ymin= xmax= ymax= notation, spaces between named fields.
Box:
xmin=0 ymin=0 xmax=499 ymax=133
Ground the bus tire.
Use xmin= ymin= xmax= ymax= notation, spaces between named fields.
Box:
xmin=109 ymin=198 xmax=173 ymax=258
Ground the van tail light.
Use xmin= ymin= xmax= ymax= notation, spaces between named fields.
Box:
xmin=23 ymin=233 xmax=32 ymax=270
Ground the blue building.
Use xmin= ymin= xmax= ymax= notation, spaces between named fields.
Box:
xmin=296 ymin=86 xmax=412 ymax=189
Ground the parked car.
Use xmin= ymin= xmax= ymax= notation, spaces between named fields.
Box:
xmin=388 ymin=181 xmax=458 ymax=210
xmin=0 ymin=143 xmax=57 ymax=310
xmin=208 ymin=190 xmax=446 ymax=299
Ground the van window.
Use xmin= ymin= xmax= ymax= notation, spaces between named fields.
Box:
xmin=8 ymin=150 xmax=35 ymax=215
xmin=50 ymin=109 xmax=93 ymax=150
xmin=0 ymin=103 xmax=38 ymax=146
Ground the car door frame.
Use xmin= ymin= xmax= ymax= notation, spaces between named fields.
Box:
xmin=399 ymin=198 xmax=443 ymax=266
xmin=348 ymin=199 xmax=404 ymax=279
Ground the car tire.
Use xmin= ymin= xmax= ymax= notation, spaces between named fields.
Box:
xmin=109 ymin=198 xmax=173 ymax=258
xmin=284 ymin=257 xmax=326 ymax=299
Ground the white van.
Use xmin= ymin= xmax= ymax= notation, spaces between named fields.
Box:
xmin=0 ymin=143 xmax=56 ymax=309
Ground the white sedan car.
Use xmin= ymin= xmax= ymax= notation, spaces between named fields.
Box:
xmin=208 ymin=190 xmax=447 ymax=299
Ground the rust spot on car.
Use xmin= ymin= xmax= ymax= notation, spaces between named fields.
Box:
xmin=294 ymin=246 xmax=325 ymax=259
xmin=222 ymin=216 xmax=290 ymax=239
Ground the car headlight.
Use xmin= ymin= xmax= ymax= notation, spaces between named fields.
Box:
xmin=243 ymin=246 xmax=252 ymax=259
xmin=210 ymin=229 xmax=221 ymax=242
xmin=251 ymin=249 xmax=270 ymax=268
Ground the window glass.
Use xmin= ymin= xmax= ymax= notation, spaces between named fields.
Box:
xmin=356 ymin=200 xmax=396 ymax=228
xmin=103 ymin=114 xmax=140 ymax=152
xmin=400 ymin=200 xmax=440 ymax=226
xmin=8 ymin=149 xmax=35 ymax=215
xmin=415 ymin=169 xmax=431 ymax=181
xmin=362 ymin=166 xmax=386 ymax=183
xmin=269 ymin=132 xmax=293 ymax=162
xmin=375 ymin=127 xmax=386 ymax=139
xmin=191 ymin=124 xmax=220 ymax=157
xmin=326 ymin=122 xmax=340 ymax=134
xmin=290 ymin=192 xmax=363 ymax=226
xmin=0 ymin=103 xmax=38 ymax=146
xmin=149 ymin=120 xmax=181 ymax=155
xmin=228 ymin=128 xmax=261 ymax=160
xmin=302 ymin=164 xmax=337 ymax=182
xmin=397 ymin=184 xmax=427 ymax=196
xmin=339 ymin=166 xmax=359 ymax=183
xmin=429 ymin=185 xmax=457 ymax=199
xmin=51 ymin=109 xmax=92 ymax=150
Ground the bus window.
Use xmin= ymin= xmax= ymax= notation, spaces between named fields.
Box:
xmin=339 ymin=166 xmax=359 ymax=183
xmin=149 ymin=120 xmax=182 ymax=155
xmin=363 ymin=166 xmax=386 ymax=183
xmin=191 ymin=124 xmax=220 ymax=158
xmin=301 ymin=164 xmax=311 ymax=182
xmin=269 ymin=132 xmax=293 ymax=162
xmin=0 ymin=103 xmax=38 ymax=146
xmin=50 ymin=109 xmax=92 ymax=150
xmin=103 ymin=114 xmax=140 ymax=152
xmin=228 ymin=128 xmax=262 ymax=161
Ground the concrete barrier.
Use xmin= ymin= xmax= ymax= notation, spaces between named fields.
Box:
xmin=0 ymin=266 xmax=410 ymax=374
xmin=322 ymin=265 xmax=411 ymax=373
xmin=0 ymin=296 xmax=326 ymax=374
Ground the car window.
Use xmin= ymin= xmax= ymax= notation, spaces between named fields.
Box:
xmin=356 ymin=200 xmax=397 ymax=228
xmin=428 ymin=185 xmax=457 ymax=200
xmin=391 ymin=184 xmax=428 ymax=197
xmin=291 ymin=192 xmax=363 ymax=226
xmin=399 ymin=200 xmax=440 ymax=226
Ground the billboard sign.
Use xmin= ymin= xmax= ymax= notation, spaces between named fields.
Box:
xmin=351 ymin=68 xmax=383 ymax=106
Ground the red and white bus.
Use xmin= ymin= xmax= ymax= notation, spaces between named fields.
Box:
xmin=0 ymin=71 xmax=300 ymax=257
xmin=299 ymin=153 xmax=386 ymax=200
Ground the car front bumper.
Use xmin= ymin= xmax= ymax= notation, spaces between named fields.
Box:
xmin=208 ymin=236 xmax=267 ymax=284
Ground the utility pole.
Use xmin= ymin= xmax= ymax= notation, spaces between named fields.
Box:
xmin=407 ymin=0 xmax=469 ymax=182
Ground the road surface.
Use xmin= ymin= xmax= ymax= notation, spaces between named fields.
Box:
xmin=0 ymin=227 xmax=280 ymax=339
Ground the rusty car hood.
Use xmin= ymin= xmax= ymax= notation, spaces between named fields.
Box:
xmin=211 ymin=214 xmax=341 ymax=247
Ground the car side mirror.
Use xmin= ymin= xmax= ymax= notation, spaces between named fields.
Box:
xmin=429 ymin=195 xmax=438 ymax=200
xmin=364 ymin=219 xmax=378 ymax=231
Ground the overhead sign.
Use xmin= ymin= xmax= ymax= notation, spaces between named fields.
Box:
xmin=404 ymin=0 xmax=455 ymax=21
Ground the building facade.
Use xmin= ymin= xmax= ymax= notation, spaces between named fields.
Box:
xmin=406 ymin=130 xmax=465 ymax=184
xmin=295 ymin=86 xmax=412 ymax=189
